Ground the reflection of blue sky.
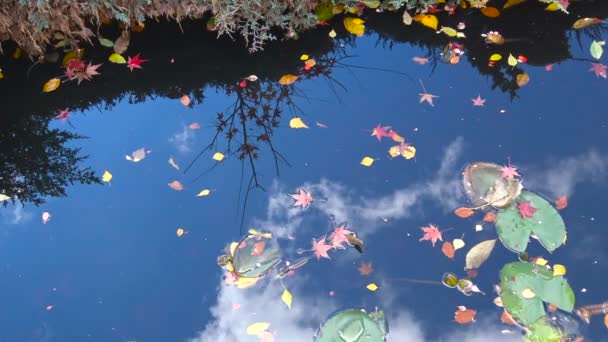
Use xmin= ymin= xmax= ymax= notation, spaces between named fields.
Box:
xmin=0 ymin=34 xmax=607 ymax=341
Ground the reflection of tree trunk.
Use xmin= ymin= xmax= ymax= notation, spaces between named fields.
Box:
xmin=575 ymin=302 xmax=608 ymax=323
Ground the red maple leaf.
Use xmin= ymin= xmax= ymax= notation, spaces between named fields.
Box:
xmin=311 ymin=237 xmax=332 ymax=260
xmin=290 ymin=188 xmax=313 ymax=208
xmin=371 ymin=124 xmax=391 ymax=142
xmin=329 ymin=224 xmax=353 ymax=249
xmin=589 ymin=63 xmax=607 ymax=79
xmin=517 ymin=201 xmax=538 ymax=218
xmin=127 ymin=53 xmax=147 ymax=71
xmin=358 ymin=261 xmax=373 ymax=276
xmin=419 ymin=224 xmax=450 ymax=247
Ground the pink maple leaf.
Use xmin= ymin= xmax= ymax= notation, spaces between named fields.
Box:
xmin=329 ymin=224 xmax=353 ymax=249
xmin=559 ymin=0 xmax=570 ymax=9
xmin=472 ymin=95 xmax=486 ymax=107
xmin=371 ymin=124 xmax=391 ymax=142
xmin=258 ymin=331 xmax=275 ymax=342
xmin=517 ymin=201 xmax=538 ymax=218
xmin=127 ymin=53 xmax=147 ymax=72
xmin=290 ymin=188 xmax=313 ymax=208
xmin=419 ymin=224 xmax=449 ymax=247
xmin=589 ymin=63 xmax=607 ymax=79
xmin=55 ymin=109 xmax=70 ymax=121
xmin=419 ymin=92 xmax=439 ymax=107
xmin=311 ymin=237 xmax=332 ymax=260
xmin=500 ymin=165 xmax=520 ymax=179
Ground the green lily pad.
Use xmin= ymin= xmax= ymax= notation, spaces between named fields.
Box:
xmin=314 ymin=308 xmax=388 ymax=342
xmin=500 ymin=262 xmax=575 ymax=326
xmin=496 ymin=190 xmax=566 ymax=253
xmin=526 ymin=318 xmax=566 ymax=342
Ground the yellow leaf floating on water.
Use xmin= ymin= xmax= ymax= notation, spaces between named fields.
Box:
xmin=360 ymin=157 xmax=375 ymax=167
xmin=108 ymin=53 xmax=127 ymax=64
xmin=453 ymin=238 xmax=465 ymax=250
xmin=281 ymin=289 xmax=293 ymax=309
xmin=553 ymin=264 xmax=567 ymax=276
xmin=300 ymin=54 xmax=309 ymax=61
xmin=246 ymin=322 xmax=270 ymax=336
xmin=366 ymin=283 xmax=379 ymax=291
xmin=126 ymin=147 xmax=147 ymax=162
xmin=212 ymin=152 xmax=225 ymax=161
xmin=0 ymin=194 xmax=10 ymax=202
xmin=573 ymin=18 xmax=600 ymax=30
xmin=343 ymin=17 xmax=365 ymax=36
xmin=43 ymin=78 xmax=61 ymax=93
xmin=521 ymin=288 xmax=536 ymax=299
xmin=508 ymin=54 xmax=518 ymax=67
xmin=545 ymin=3 xmax=560 ymax=11
xmin=489 ymin=53 xmax=503 ymax=62
xmin=176 ymin=228 xmax=185 ymax=237
xmin=535 ymin=257 xmax=548 ymax=267
xmin=503 ymin=0 xmax=526 ymax=9
xmin=328 ymin=29 xmax=337 ymax=38
xmin=197 ymin=189 xmax=211 ymax=197
xmin=481 ymin=6 xmax=501 ymax=18
xmin=289 ymin=117 xmax=309 ymax=129
xmin=413 ymin=14 xmax=438 ymax=30
xmin=0 ymin=70 xmax=4 ymax=79
xmin=102 ymin=171 xmax=112 ymax=183
xmin=279 ymin=74 xmax=298 ymax=85
xmin=388 ymin=145 xmax=416 ymax=159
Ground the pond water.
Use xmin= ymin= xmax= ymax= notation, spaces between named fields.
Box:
xmin=1 ymin=3 xmax=608 ymax=342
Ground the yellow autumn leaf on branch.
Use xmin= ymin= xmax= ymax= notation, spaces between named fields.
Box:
xmin=289 ymin=117 xmax=309 ymax=129
xmin=413 ymin=14 xmax=438 ymax=30
xmin=279 ymin=74 xmax=298 ymax=85
xmin=43 ymin=78 xmax=61 ymax=93
xmin=344 ymin=17 xmax=365 ymax=36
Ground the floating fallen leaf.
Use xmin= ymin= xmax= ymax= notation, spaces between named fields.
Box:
xmin=197 ymin=189 xmax=211 ymax=197
xmin=300 ymin=54 xmax=309 ymax=61
xmin=412 ymin=56 xmax=429 ymax=65
xmin=366 ymin=283 xmax=379 ymax=291
xmin=99 ymin=37 xmax=114 ymax=48
xmin=0 ymin=194 xmax=10 ymax=202
xmin=289 ymin=117 xmax=308 ymax=129
xmin=453 ymin=239 xmax=465 ymax=251
xmin=413 ymin=14 xmax=438 ymax=30
xmin=246 ymin=322 xmax=270 ymax=336
xmin=604 ymin=314 xmax=608 ymax=329
xmin=442 ymin=241 xmax=455 ymax=259
xmin=508 ymin=53 xmax=518 ymax=67
xmin=483 ymin=211 xmax=497 ymax=222
xmin=125 ymin=147 xmax=146 ymax=162
xmin=590 ymin=40 xmax=605 ymax=60
xmin=168 ymin=158 xmax=180 ymax=170
xmin=516 ymin=73 xmax=530 ymax=87
xmin=108 ymin=53 xmax=127 ymax=64
xmin=304 ymin=59 xmax=316 ymax=70
xmin=402 ymin=10 xmax=412 ymax=25
xmin=501 ymin=310 xmax=516 ymax=325
xmin=481 ymin=6 xmax=500 ymax=18
xmin=42 ymin=211 xmax=51 ymax=224
xmin=212 ymin=152 xmax=225 ymax=161
xmin=494 ymin=296 xmax=504 ymax=307
xmin=535 ymin=257 xmax=548 ymax=267
xmin=343 ymin=17 xmax=365 ymax=36
xmin=168 ymin=180 xmax=184 ymax=191
xmin=454 ymin=308 xmax=477 ymax=324
xmin=521 ymin=288 xmax=536 ymax=299
xmin=189 ymin=122 xmax=200 ymax=130
xmin=328 ymin=29 xmax=337 ymax=38
xmin=113 ymin=30 xmax=130 ymax=54
xmin=573 ymin=18 xmax=601 ymax=30
xmin=46 ymin=305 xmax=54 ymax=311
xmin=360 ymin=157 xmax=375 ymax=167
xmin=548 ymin=304 xmax=557 ymax=312
xmin=315 ymin=121 xmax=328 ymax=128
xmin=553 ymin=264 xmax=567 ymax=276
xmin=454 ymin=207 xmax=475 ymax=218
xmin=176 ymin=228 xmax=185 ymax=237
xmin=358 ymin=261 xmax=374 ymax=276
xmin=489 ymin=53 xmax=503 ymax=62
xmin=475 ymin=224 xmax=483 ymax=232
xmin=42 ymin=78 xmax=61 ymax=93
xmin=281 ymin=289 xmax=293 ymax=309
xmin=258 ymin=330 xmax=275 ymax=342
xmin=503 ymin=0 xmax=526 ymax=9
xmin=180 ymin=95 xmax=191 ymax=107
xmin=102 ymin=171 xmax=112 ymax=183
xmin=465 ymin=239 xmax=497 ymax=270
xmin=555 ymin=196 xmax=568 ymax=210
xmin=545 ymin=3 xmax=560 ymax=11
xmin=279 ymin=74 xmax=298 ymax=85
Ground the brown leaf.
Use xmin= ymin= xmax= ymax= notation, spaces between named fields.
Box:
xmin=555 ymin=195 xmax=568 ymax=210
xmin=454 ymin=207 xmax=475 ymax=218
xmin=516 ymin=72 xmax=530 ymax=87
xmin=454 ymin=308 xmax=477 ymax=324
xmin=113 ymin=30 xmax=130 ymax=54
xmin=442 ymin=241 xmax=455 ymax=259
xmin=483 ymin=211 xmax=497 ymax=222
xmin=358 ymin=261 xmax=373 ymax=276
xmin=168 ymin=180 xmax=184 ymax=191
xmin=501 ymin=310 xmax=516 ymax=325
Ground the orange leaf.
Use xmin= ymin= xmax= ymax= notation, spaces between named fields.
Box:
xmin=454 ymin=308 xmax=477 ymax=324
xmin=483 ymin=211 xmax=497 ymax=222
xmin=516 ymin=72 xmax=530 ymax=87
xmin=501 ymin=310 xmax=516 ymax=325
xmin=481 ymin=6 xmax=501 ymax=18
xmin=279 ymin=74 xmax=298 ymax=85
xmin=180 ymin=95 xmax=191 ymax=107
xmin=168 ymin=180 xmax=184 ymax=191
xmin=604 ymin=314 xmax=608 ymax=329
xmin=555 ymin=195 xmax=568 ymax=210
xmin=442 ymin=241 xmax=455 ymax=259
xmin=547 ymin=304 xmax=557 ymax=312
xmin=454 ymin=207 xmax=475 ymax=218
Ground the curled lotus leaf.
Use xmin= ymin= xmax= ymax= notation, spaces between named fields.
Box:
xmin=232 ymin=234 xmax=282 ymax=278
xmin=314 ymin=308 xmax=388 ymax=342
xmin=462 ymin=162 xmax=521 ymax=208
